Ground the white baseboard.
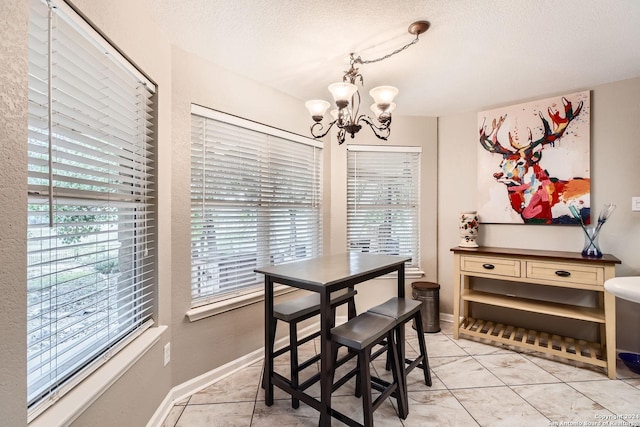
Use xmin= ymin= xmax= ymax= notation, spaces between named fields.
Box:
xmin=146 ymin=323 xmax=319 ymax=427
xmin=146 ymin=349 xmax=264 ymax=427
xmin=440 ymin=312 xmax=454 ymax=323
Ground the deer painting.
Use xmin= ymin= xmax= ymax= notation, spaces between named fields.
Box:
xmin=478 ymin=94 xmax=590 ymax=224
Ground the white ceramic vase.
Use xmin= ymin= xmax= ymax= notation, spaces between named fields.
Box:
xmin=459 ymin=211 xmax=479 ymax=247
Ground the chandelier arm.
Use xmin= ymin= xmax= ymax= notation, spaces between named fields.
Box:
xmin=310 ymin=120 xmax=338 ymax=139
xmin=351 ymin=90 xmax=361 ymax=121
xmin=357 ymin=115 xmax=392 ymax=141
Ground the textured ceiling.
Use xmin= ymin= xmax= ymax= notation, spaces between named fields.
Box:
xmin=150 ymin=0 xmax=640 ymax=117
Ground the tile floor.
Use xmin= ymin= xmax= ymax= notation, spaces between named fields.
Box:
xmin=162 ymin=321 xmax=640 ymax=426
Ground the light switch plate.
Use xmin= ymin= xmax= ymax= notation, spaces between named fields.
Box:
xmin=633 ymin=197 xmax=640 ymax=212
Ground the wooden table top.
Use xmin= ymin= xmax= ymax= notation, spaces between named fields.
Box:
xmin=255 ymin=252 xmax=411 ymax=290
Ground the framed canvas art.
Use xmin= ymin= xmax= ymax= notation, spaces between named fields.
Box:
xmin=477 ymin=91 xmax=591 ymax=225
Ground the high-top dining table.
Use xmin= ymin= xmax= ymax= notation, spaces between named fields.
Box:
xmin=255 ymin=252 xmax=410 ymax=426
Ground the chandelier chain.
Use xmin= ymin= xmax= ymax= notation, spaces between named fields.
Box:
xmin=353 ymin=35 xmax=420 ymax=65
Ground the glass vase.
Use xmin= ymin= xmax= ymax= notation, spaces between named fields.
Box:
xmin=581 ymin=226 xmax=602 ymax=258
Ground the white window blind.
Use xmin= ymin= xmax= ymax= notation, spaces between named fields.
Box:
xmin=27 ymin=0 xmax=156 ymax=409
xmin=190 ymin=106 xmax=323 ymax=305
xmin=347 ymin=145 xmax=421 ymax=269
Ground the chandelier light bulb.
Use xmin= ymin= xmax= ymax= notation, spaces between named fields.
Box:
xmin=370 ymin=102 xmax=396 ymax=118
xmin=369 ymin=85 xmax=399 ymax=109
xmin=328 ymin=82 xmax=358 ymax=108
xmin=305 ymin=100 xmax=331 ymax=122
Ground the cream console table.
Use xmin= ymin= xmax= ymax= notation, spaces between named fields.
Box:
xmin=451 ymin=246 xmax=621 ymax=379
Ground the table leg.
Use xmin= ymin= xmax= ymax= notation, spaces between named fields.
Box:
xmin=604 ymin=290 xmax=617 ymax=379
xmin=318 ymin=288 xmax=333 ymax=427
xmin=396 ymin=263 xmax=409 ymax=416
xmin=264 ymin=276 xmax=274 ymax=405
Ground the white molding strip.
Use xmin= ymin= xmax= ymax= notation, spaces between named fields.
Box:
xmin=440 ymin=312 xmax=454 ymax=324
xmin=374 ymin=269 xmax=425 ymax=280
xmin=346 ymin=144 xmax=422 ymax=153
xmin=50 ymin=0 xmax=156 ymax=92
xmin=190 ymin=104 xmax=321 ymax=148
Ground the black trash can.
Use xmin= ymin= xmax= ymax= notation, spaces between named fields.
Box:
xmin=411 ymin=281 xmax=440 ymax=333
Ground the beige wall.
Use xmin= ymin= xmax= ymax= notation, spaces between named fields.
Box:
xmin=2 ymin=0 xmax=639 ymax=425
xmin=437 ymin=77 xmax=640 ymax=352
xmin=169 ymin=45 xmax=315 ymax=385
xmin=0 ymin=1 xmax=28 ymax=426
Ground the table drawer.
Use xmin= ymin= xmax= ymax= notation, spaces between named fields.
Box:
xmin=460 ymin=255 xmax=521 ymax=278
xmin=526 ymin=261 xmax=603 ymax=287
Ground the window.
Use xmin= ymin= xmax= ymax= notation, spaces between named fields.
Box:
xmin=347 ymin=145 xmax=421 ymax=270
xmin=190 ymin=106 xmax=323 ymax=306
xmin=27 ymin=0 xmax=156 ymax=409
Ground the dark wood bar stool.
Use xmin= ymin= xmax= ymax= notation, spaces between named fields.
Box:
xmin=329 ymin=312 xmax=407 ymax=427
xmin=368 ymin=297 xmax=432 ymax=414
xmin=263 ymin=288 xmax=357 ymax=408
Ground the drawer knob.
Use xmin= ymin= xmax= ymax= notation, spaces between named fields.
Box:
xmin=555 ymin=270 xmax=571 ymax=277
xmin=482 ymin=263 xmax=495 ymax=270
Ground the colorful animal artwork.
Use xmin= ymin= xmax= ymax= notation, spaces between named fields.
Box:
xmin=477 ymin=91 xmax=590 ymax=224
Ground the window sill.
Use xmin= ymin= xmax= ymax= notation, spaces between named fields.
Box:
xmin=375 ymin=269 xmax=425 ymax=280
xmin=186 ymin=285 xmax=298 ymax=322
xmin=186 ymin=269 xmax=423 ymax=322
xmin=28 ymin=325 xmax=167 ymax=427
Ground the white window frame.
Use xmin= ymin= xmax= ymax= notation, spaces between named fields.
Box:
xmin=189 ymin=105 xmax=323 ymax=315
xmin=346 ymin=145 xmax=421 ymax=275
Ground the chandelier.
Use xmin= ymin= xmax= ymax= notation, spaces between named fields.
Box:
xmin=305 ymin=20 xmax=430 ymax=145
